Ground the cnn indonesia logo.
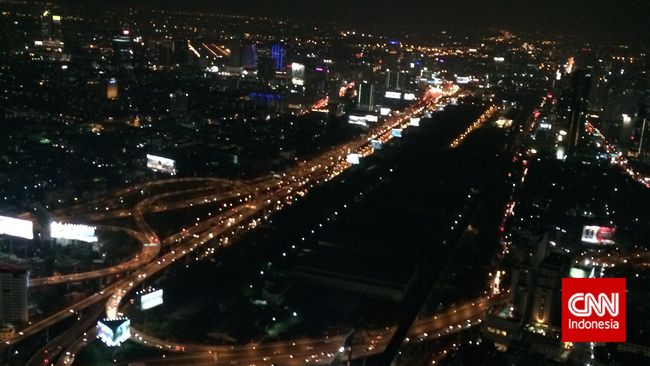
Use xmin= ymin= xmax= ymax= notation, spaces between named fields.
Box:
xmin=562 ymin=278 xmax=626 ymax=343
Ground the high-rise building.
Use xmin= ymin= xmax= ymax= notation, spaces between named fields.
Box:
xmin=527 ymin=253 xmax=568 ymax=327
xmin=558 ymin=69 xmax=592 ymax=154
xmin=33 ymin=10 xmax=66 ymax=60
xmin=106 ymin=78 xmax=118 ymax=100
xmin=112 ymin=28 xmax=134 ymax=64
xmin=566 ymin=69 xmax=591 ymax=153
xmin=170 ymin=89 xmax=188 ymax=117
xmin=271 ymin=44 xmax=284 ymax=72
xmin=240 ymin=41 xmax=257 ymax=69
xmin=385 ymin=69 xmax=402 ymax=90
xmin=229 ymin=40 xmax=257 ymax=69
xmin=41 ymin=10 xmax=63 ymax=47
xmin=357 ymin=81 xmax=376 ymax=112
xmin=0 ymin=263 xmax=29 ymax=324
xmin=633 ymin=104 xmax=650 ymax=161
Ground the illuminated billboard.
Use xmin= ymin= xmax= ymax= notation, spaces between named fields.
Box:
xmin=0 ymin=216 xmax=33 ymax=240
xmin=348 ymin=115 xmax=368 ymax=127
xmin=346 ymin=153 xmax=361 ymax=165
xmin=379 ymin=107 xmax=391 ymax=116
xmin=409 ymin=117 xmax=421 ymax=127
xmin=456 ymin=76 xmax=471 ymax=84
xmin=147 ymin=154 xmax=176 ymax=175
xmin=391 ymin=128 xmax=402 ymax=138
xmin=403 ymin=93 xmax=417 ymax=101
xmin=348 ymin=115 xmax=378 ymax=126
xmin=581 ymin=226 xmax=615 ymax=245
xmin=365 ymin=114 xmax=378 ymax=123
xmin=371 ymin=140 xmax=383 ymax=150
xmin=140 ymin=289 xmax=164 ymax=310
xmin=384 ymin=91 xmax=401 ymax=99
xmin=494 ymin=118 xmax=513 ymax=128
xmin=569 ymin=266 xmax=595 ymax=279
xmin=291 ymin=63 xmax=305 ymax=86
xmin=97 ymin=318 xmax=131 ymax=347
xmin=51 ymin=222 xmax=98 ymax=243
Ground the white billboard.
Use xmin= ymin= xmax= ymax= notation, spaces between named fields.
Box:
xmin=365 ymin=114 xmax=378 ymax=123
xmin=348 ymin=115 xmax=368 ymax=127
xmin=569 ymin=266 xmax=595 ymax=278
xmin=346 ymin=153 xmax=361 ymax=165
xmin=409 ymin=117 xmax=421 ymax=127
xmin=97 ymin=318 xmax=131 ymax=347
xmin=147 ymin=154 xmax=176 ymax=175
xmin=385 ymin=91 xmax=401 ymax=99
xmin=581 ymin=226 xmax=615 ymax=245
xmin=140 ymin=289 xmax=163 ymax=310
xmin=380 ymin=107 xmax=391 ymax=116
xmin=403 ymin=93 xmax=417 ymax=101
xmin=0 ymin=216 xmax=33 ymax=240
xmin=51 ymin=222 xmax=98 ymax=243
xmin=348 ymin=114 xmax=378 ymax=126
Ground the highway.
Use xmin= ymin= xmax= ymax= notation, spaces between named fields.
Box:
xmin=29 ymin=226 xmax=156 ymax=287
xmin=31 ymin=181 xmax=254 ymax=286
xmin=586 ymin=122 xmax=650 ymax=190
xmin=121 ymin=296 xmax=501 ymax=366
xmin=6 ymin=89 xmax=458 ymax=364
xmin=25 ymin=304 xmax=104 ymax=366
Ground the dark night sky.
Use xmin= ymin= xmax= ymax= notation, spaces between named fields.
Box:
xmin=72 ymin=0 xmax=650 ymax=44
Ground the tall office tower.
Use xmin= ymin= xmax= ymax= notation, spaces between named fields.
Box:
xmin=384 ymin=40 xmax=402 ymax=90
xmin=0 ymin=263 xmax=29 ymax=323
xmin=112 ymin=28 xmax=134 ymax=64
xmin=40 ymin=10 xmax=63 ymax=45
xmin=106 ymin=78 xmax=118 ymax=100
xmin=357 ymin=81 xmax=376 ymax=112
xmin=229 ymin=40 xmax=257 ymax=69
xmin=566 ymin=69 xmax=592 ymax=153
xmin=170 ymin=89 xmax=189 ymax=117
xmin=271 ymin=43 xmax=285 ymax=72
xmin=240 ymin=40 xmax=257 ymax=69
xmin=634 ymin=103 xmax=650 ymax=160
xmin=385 ymin=69 xmax=402 ymax=90
xmin=147 ymin=38 xmax=174 ymax=67
xmin=528 ymin=254 xmax=568 ymax=327
xmin=34 ymin=10 xmax=65 ymax=60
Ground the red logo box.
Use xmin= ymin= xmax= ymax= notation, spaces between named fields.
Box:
xmin=562 ymin=278 xmax=626 ymax=343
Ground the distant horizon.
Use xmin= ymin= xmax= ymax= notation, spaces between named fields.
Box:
xmin=41 ymin=0 xmax=650 ymax=46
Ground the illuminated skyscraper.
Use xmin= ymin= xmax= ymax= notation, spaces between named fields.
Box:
xmin=561 ymin=69 xmax=592 ymax=154
xmin=271 ymin=44 xmax=284 ymax=72
xmin=106 ymin=78 xmax=118 ymax=100
xmin=40 ymin=10 xmax=63 ymax=44
xmin=112 ymin=28 xmax=134 ymax=64
xmin=33 ymin=10 xmax=65 ymax=59
xmin=357 ymin=81 xmax=376 ymax=112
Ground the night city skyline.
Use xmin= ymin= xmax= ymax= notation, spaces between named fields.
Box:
xmin=0 ymin=0 xmax=649 ymax=365
xmin=60 ymin=0 xmax=650 ymax=44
